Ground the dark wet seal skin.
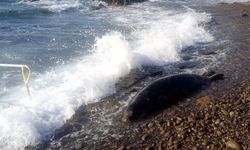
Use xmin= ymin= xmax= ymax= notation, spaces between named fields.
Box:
xmin=123 ymin=73 xmax=224 ymax=122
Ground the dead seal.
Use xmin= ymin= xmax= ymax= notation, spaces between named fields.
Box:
xmin=123 ymin=73 xmax=223 ymax=122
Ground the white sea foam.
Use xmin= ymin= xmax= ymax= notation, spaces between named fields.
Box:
xmin=22 ymin=0 xmax=81 ymax=12
xmin=0 ymin=4 xmax=214 ymax=150
xmin=217 ymin=0 xmax=250 ymax=2
xmin=131 ymin=11 xmax=213 ymax=66
xmin=0 ymin=32 xmax=132 ymax=149
xmin=149 ymin=0 xmax=250 ymax=4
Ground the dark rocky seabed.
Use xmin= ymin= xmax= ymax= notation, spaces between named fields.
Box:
xmin=27 ymin=2 xmax=250 ymax=150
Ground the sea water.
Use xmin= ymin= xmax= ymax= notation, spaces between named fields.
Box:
xmin=0 ymin=0 xmax=248 ymax=149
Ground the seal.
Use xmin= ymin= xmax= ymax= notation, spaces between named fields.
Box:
xmin=123 ymin=73 xmax=223 ymax=122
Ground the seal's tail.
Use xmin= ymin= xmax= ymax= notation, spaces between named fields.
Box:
xmin=208 ymin=73 xmax=224 ymax=81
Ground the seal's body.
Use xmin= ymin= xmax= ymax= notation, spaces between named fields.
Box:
xmin=124 ymin=73 xmax=223 ymax=122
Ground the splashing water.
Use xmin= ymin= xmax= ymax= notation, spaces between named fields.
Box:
xmin=0 ymin=0 xmax=223 ymax=149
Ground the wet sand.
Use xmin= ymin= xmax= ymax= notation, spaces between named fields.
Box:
xmin=28 ymin=2 xmax=250 ymax=150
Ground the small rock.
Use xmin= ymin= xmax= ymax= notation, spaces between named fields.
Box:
xmin=176 ymin=117 xmax=182 ymax=124
xmin=130 ymin=88 xmax=138 ymax=92
xmin=216 ymin=130 xmax=222 ymax=136
xmin=89 ymin=4 xmax=106 ymax=11
xmin=196 ymin=96 xmax=211 ymax=107
xmin=74 ymin=143 xmax=83 ymax=149
xmin=192 ymin=147 xmax=197 ymax=150
xmin=140 ymin=123 xmax=146 ymax=128
xmin=160 ymin=130 xmax=165 ymax=136
xmin=187 ymin=116 xmax=194 ymax=122
xmin=229 ymin=111 xmax=234 ymax=117
xmin=145 ymin=146 xmax=153 ymax=150
xmin=166 ymin=121 xmax=171 ymax=126
xmin=142 ymin=134 xmax=149 ymax=141
xmin=202 ymin=51 xmax=217 ymax=55
xmin=214 ymin=119 xmax=220 ymax=125
xmin=221 ymin=110 xmax=228 ymax=116
xmin=148 ymin=122 xmax=154 ymax=128
xmin=225 ymin=139 xmax=241 ymax=150
xmin=241 ymin=10 xmax=248 ymax=17
xmin=157 ymin=143 xmax=162 ymax=150
xmin=160 ymin=127 xmax=165 ymax=135
xmin=204 ymin=113 xmax=210 ymax=120
xmin=117 ymin=145 xmax=125 ymax=150
xmin=154 ymin=120 xmax=161 ymax=127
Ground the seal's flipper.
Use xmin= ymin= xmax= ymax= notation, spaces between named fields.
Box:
xmin=208 ymin=74 xmax=224 ymax=81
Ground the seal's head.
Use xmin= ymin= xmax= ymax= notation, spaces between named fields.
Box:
xmin=122 ymin=90 xmax=151 ymax=122
xmin=122 ymin=110 xmax=133 ymax=122
xmin=122 ymin=107 xmax=146 ymax=122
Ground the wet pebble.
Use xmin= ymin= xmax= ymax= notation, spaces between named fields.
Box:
xmin=157 ymin=143 xmax=162 ymax=150
xmin=241 ymin=10 xmax=248 ymax=17
xmin=145 ymin=146 xmax=153 ymax=150
xmin=225 ymin=139 xmax=241 ymax=150
xmin=148 ymin=123 xmax=153 ymax=128
xmin=74 ymin=143 xmax=83 ymax=149
xmin=229 ymin=111 xmax=234 ymax=117
xmin=196 ymin=96 xmax=211 ymax=107
xmin=214 ymin=119 xmax=220 ymax=125
xmin=142 ymin=134 xmax=149 ymax=141
xmin=176 ymin=117 xmax=182 ymax=124
xmin=117 ymin=145 xmax=125 ymax=150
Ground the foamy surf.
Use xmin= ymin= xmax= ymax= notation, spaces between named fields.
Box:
xmin=217 ymin=0 xmax=250 ymax=2
xmin=148 ymin=0 xmax=250 ymax=5
xmin=0 ymin=2 xmax=214 ymax=150
xmin=21 ymin=0 xmax=82 ymax=12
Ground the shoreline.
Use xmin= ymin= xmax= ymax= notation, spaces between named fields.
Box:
xmin=29 ymin=2 xmax=250 ymax=150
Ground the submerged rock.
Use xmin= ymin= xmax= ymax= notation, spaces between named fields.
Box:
xmin=89 ymin=4 xmax=106 ymax=11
